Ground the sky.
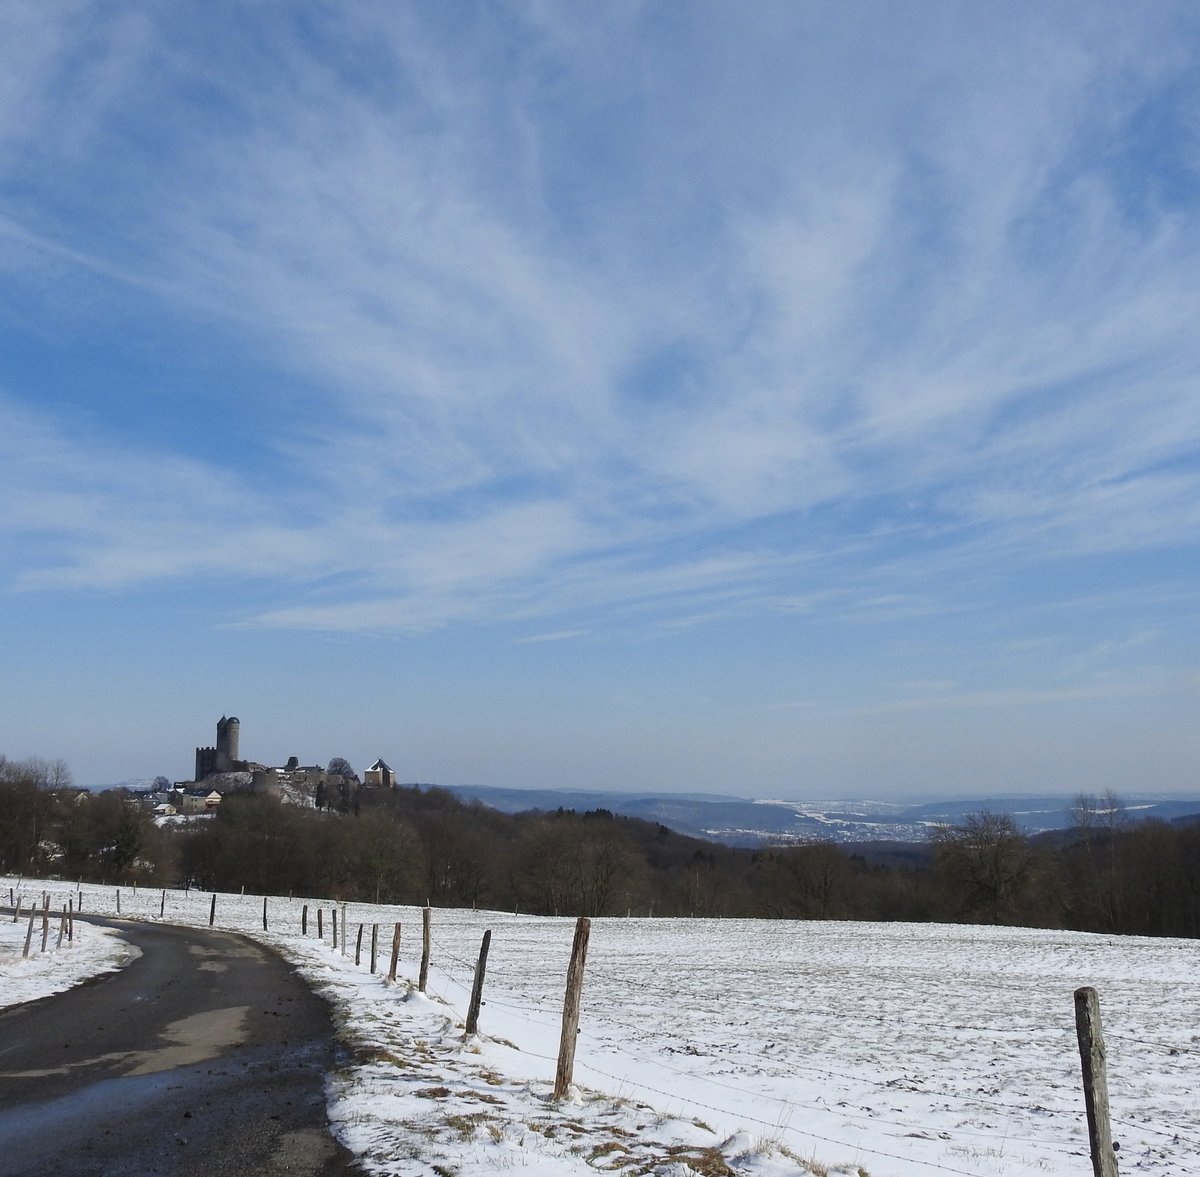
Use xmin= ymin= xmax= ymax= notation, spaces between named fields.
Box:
xmin=1 ymin=2 xmax=1198 ymax=799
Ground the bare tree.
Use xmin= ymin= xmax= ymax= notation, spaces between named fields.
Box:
xmin=0 ymin=757 xmax=60 ymax=871
xmin=352 ymin=809 xmax=420 ymax=904
xmin=47 ymin=759 xmax=72 ymax=789
xmin=1069 ymin=791 xmax=1129 ymax=931
xmin=931 ymin=810 xmax=1053 ymax=926
xmin=758 ymin=842 xmax=851 ymax=918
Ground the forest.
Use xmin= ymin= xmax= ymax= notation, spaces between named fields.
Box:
xmin=2 ymin=755 xmax=1198 ymax=939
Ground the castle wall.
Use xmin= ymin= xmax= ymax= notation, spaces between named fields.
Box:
xmin=195 ymin=745 xmax=218 ymax=782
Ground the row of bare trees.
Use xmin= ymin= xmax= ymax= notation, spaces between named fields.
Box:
xmin=3 ymin=759 xmax=1197 ymax=936
xmin=169 ymin=788 xmax=1200 ymax=935
xmin=175 ymin=791 xmax=647 ymax=916
xmin=0 ymin=756 xmax=163 ymax=882
xmin=928 ymin=797 xmax=1200 ymax=936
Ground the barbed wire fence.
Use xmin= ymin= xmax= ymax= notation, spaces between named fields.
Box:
xmin=5 ymin=878 xmax=1198 ymax=1175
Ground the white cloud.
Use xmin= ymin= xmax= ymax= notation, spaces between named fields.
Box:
xmin=0 ymin=3 xmax=1198 ymax=643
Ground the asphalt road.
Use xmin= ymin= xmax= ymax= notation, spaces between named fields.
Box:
xmin=0 ymin=918 xmax=360 ymax=1176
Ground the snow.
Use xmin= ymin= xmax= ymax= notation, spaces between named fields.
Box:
xmin=0 ymin=890 xmax=136 ymax=1009
xmin=2 ymin=876 xmax=1198 ymax=1176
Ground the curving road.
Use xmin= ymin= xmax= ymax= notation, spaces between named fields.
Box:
xmin=0 ymin=918 xmax=360 ymax=1176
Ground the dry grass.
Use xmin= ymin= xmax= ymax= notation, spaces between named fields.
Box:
xmin=443 ymin=1111 xmax=491 ymax=1139
xmin=661 ymin=1145 xmax=737 ymax=1176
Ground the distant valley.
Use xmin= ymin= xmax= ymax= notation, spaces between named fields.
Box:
xmin=442 ymin=785 xmax=1200 ymax=847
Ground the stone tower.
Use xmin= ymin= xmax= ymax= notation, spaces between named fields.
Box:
xmin=196 ymin=714 xmax=242 ymax=781
xmin=216 ymin=715 xmax=240 ymax=772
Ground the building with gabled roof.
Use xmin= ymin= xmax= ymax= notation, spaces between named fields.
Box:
xmin=363 ymin=758 xmax=396 ymax=788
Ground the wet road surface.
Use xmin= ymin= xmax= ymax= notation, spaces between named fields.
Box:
xmin=0 ymin=918 xmax=360 ymax=1176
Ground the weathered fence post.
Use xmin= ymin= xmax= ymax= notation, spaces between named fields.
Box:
xmin=115 ymin=888 xmax=120 ymax=915
xmin=68 ymin=897 xmax=74 ymax=942
xmin=465 ymin=930 xmax=492 ymax=1036
xmin=302 ymin=904 xmax=309 ymax=936
xmin=10 ymin=898 xmax=18 ymax=923
xmin=370 ymin=924 xmax=378 ymax=974
xmin=317 ymin=908 xmax=324 ymax=939
xmin=209 ymin=893 xmax=216 ymax=927
xmin=57 ymin=906 xmax=66 ymax=949
xmin=1075 ymin=986 xmax=1119 ymax=1177
xmin=40 ymin=897 xmax=50 ymax=953
xmin=553 ymin=916 xmax=592 ymax=1100
xmin=388 ymin=923 xmax=401 ymax=983
xmin=22 ymin=907 xmax=36 ymax=958
xmin=355 ymin=923 xmax=364 ymax=967
xmin=160 ymin=890 xmax=166 ymax=918
xmin=341 ymin=903 xmax=348 ymax=956
xmin=332 ymin=908 xmax=338 ymax=950
xmin=262 ymin=896 xmax=269 ymax=932
xmin=419 ymin=907 xmax=431 ymax=993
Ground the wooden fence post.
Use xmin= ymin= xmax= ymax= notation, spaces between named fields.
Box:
xmin=388 ymin=923 xmax=401 ymax=983
xmin=370 ymin=924 xmax=378 ymax=974
xmin=1075 ymin=986 xmax=1119 ymax=1177
xmin=115 ymin=889 xmax=120 ymax=915
xmin=302 ymin=904 xmax=309 ymax=936
xmin=332 ymin=908 xmax=338 ymax=950
xmin=10 ymin=898 xmax=18 ymax=924
xmin=209 ymin=893 xmax=216 ymax=927
xmin=341 ymin=903 xmax=348 ymax=956
xmin=465 ymin=930 xmax=492 ymax=1036
xmin=419 ymin=907 xmax=431 ymax=993
xmin=262 ymin=896 xmax=269 ymax=932
xmin=22 ymin=907 xmax=36 ymax=958
xmin=57 ymin=907 xmax=66 ymax=950
xmin=553 ymin=916 xmax=591 ymax=1100
xmin=355 ymin=924 xmax=364 ymax=967
xmin=40 ymin=898 xmax=50 ymax=953
xmin=68 ymin=897 xmax=74 ymax=942
xmin=317 ymin=908 xmax=324 ymax=939
xmin=160 ymin=890 xmax=166 ymax=918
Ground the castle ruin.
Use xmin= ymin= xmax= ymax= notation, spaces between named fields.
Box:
xmin=192 ymin=715 xmax=398 ymax=800
xmin=195 ymin=715 xmax=250 ymax=780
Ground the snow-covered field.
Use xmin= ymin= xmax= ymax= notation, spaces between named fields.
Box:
xmin=0 ymin=890 xmax=134 ymax=1008
xmin=2 ymin=876 xmax=1197 ymax=1177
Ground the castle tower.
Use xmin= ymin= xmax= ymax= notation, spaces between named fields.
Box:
xmin=215 ymin=715 xmax=240 ymax=772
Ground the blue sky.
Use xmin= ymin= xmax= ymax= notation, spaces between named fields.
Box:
xmin=2 ymin=2 xmax=1198 ymax=797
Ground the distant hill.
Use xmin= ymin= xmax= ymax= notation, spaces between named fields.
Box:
xmin=441 ymin=784 xmax=1200 ymax=847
